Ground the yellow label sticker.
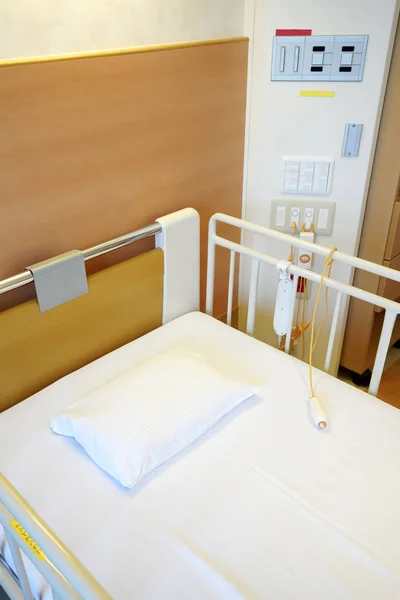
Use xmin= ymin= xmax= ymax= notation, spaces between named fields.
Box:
xmin=10 ymin=520 xmax=45 ymax=561
xmin=300 ymin=90 xmax=335 ymax=98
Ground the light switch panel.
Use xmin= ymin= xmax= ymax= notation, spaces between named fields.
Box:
xmin=283 ymin=157 xmax=334 ymax=195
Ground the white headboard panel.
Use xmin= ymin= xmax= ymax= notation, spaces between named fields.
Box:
xmin=156 ymin=208 xmax=200 ymax=323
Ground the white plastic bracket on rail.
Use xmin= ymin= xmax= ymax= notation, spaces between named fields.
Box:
xmin=276 ymin=260 xmax=292 ymax=280
xmin=156 ymin=208 xmax=200 ymax=324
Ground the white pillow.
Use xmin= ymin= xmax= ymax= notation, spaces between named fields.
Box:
xmin=51 ymin=346 xmax=260 ymax=488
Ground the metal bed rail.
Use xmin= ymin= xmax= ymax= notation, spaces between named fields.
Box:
xmin=206 ymin=213 xmax=400 ymax=397
xmin=0 ymin=223 xmax=162 ymax=295
xmin=0 ymin=473 xmax=111 ymax=600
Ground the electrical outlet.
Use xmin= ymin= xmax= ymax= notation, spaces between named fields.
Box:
xmin=304 ymin=207 xmax=315 ymax=230
xmin=270 ymin=200 xmax=336 ymax=235
xmin=290 ymin=207 xmax=300 ymax=227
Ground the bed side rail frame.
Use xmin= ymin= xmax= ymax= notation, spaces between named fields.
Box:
xmin=0 ymin=473 xmax=111 ymax=600
xmin=206 ymin=213 xmax=400 ymax=396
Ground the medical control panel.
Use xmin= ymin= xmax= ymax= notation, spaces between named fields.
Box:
xmin=270 ymin=200 xmax=336 ymax=236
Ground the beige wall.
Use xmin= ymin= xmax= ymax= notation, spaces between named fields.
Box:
xmin=0 ymin=0 xmax=245 ymax=59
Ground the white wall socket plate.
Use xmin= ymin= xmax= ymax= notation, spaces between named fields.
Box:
xmin=270 ymin=200 xmax=336 ymax=236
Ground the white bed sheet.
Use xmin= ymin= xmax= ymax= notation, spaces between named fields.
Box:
xmin=1 ymin=311 xmax=400 ymax=600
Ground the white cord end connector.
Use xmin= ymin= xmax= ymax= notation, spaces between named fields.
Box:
xmin=309 ymin=396 xmax=328 ymax=430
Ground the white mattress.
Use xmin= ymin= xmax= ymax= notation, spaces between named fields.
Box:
xmin=1 ymin=311 xmax=400 ymax=600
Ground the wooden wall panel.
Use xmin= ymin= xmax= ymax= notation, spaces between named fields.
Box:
xmin=0 ymin=39 xmax=248 ymax=316
xmin=0 ymin=249 xmax=163 ymax=412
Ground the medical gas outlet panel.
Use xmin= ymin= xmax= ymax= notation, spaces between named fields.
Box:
xmin=272 ymin=35 xmax=368 ymax=82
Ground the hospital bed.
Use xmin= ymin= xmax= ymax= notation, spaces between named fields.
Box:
xmin=1 ymin=208 xmax=400 ymax=600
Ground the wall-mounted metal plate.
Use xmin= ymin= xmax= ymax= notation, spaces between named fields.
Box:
xmin=342 ymin=124 xmax=364 ymax=157
xmin=301 ymin=36 xmax=334 ymax=82
xmin=271 ymin=35 xmax=368 ymax=82
xmin=271 ymin=36 xmax=305 ymax=81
